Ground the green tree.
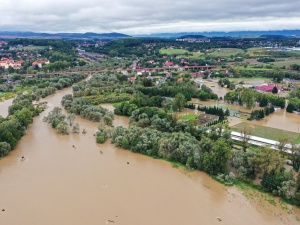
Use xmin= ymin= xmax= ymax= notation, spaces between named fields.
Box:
xmin=272 ymin=86 xmax=278 ymax=94
xmin=277 ymin=137 xmax=289 ymax=154
xmin=162 ymin=99 xmax=173 ymax=113
xmin=96 ymin=125 xmax=109 ymax=143
xmin=203 ymin=139 xmax=231 ymax=175
xmin=251 ymin=146 xmax=284 ymax=176
xmin=0 ymin=142 xmax=11 ymax=157
xmin=72 ymin=123 xmax=80 ymax=134
xmin=290 ymin=144 xmax=300 ymax=170
xmin=241 ymin=88 xmax=255 ymax=109
xmin=67 ymin=113 xmax=76 ymax=126
xmin=286 ymin=103 xmax=295 ymax=113
xmin=173 ymin=93 xmax=186 ymax=112
xmin=239 ymin=125 xmax=252 ymax=151
xmin=103 ymin=115 xmax=113 ymax=126
xmin=14 ymin=108 xmax=33 ymax=128
xmin=56 ymin=122 xmax=69 ymax=135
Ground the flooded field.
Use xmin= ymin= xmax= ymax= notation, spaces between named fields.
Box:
xmin=0 ymin=86 xmax=300 ymax=225
xmin=189 ymin=98 xmax=300 ymax=133
xmin=250 ymin=109 xmax=300 ymax=133
xmin=189 ymin=98 xmax=260 ymax=113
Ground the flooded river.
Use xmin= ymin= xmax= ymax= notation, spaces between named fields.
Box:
xmin=0 ymin=86 xmax=300 ymax=225
xmin=0 ymin=98 xmax=13 ymax=118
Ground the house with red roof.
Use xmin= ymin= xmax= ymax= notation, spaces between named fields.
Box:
xmin=32 ymin=59 xmax=50 ymax=68
xmin=127 ymin=77 xmax=136 ymax=84
xmin=255 ymin=84 xmax=283 ymax=93
xmin=0 ymin=58 xmax=23 ymax=70
xmin=165 ymin=61 xmax=174 ymax=67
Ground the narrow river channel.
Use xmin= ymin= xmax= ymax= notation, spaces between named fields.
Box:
xmin=0 ymin=86 xmax=299 ymax=225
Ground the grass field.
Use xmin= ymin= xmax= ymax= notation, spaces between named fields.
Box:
xmin=160 ymin=48 xmax=203 ymax=58
xmin=272 ymin=58 xmax=300 ymax=67
xmin=236 ymin=66 xmax=272 ymax=71
xmin=160 ymin=48 xmax=189 ymax=55
xmin=21 ymin=46 xmax=47 ymax=51
xmin=227 ymin=77 xmax=272 ymax=84
xmin=246 ymin=47 xmax=270 ymax=57
xmin=181 ymin=114 xmax=197 ymax=120
xmin=184 ymin=52 xmax=203 ymax=58
xmin=232 ymin=122 xmax=300 ymax=143
xmin=207 ymin=48 xmax=244 ymax=57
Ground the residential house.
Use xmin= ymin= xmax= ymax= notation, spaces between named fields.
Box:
xmin=32 ymin=59 xmax=50 ymax=68
xmin=165 ymin=61 xmax=174 ymax=67
xmin=0 ymin=57 xmax=23 ymax=70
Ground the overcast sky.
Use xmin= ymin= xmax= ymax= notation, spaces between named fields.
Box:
xmin=0 ymin=0 xmax=299 ymax=34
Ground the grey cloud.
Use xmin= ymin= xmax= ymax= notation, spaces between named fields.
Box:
xmin=0 ymin=0 xmax=299 ymax=34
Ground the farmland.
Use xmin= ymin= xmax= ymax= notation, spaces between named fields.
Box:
xmin=160 ymin=48 xmax=203 ymax=58
xmin=159 ymin=48 xmax=189 ymax=55
xmin=207 ymin=48 xmax=244 ymax=57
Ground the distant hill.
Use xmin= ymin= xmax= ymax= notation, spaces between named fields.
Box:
xmin=135 ymin=30 xmax=300 ymax=38
xmin=1 ymin=30 xmax=299 ymax=40
xmin=0 ymin=31 xmax=131 ymax=40
xmin=260 ymin=35 xmax=287 ymax=39
xmin=177 ymin=35 xmax=207 ymax=39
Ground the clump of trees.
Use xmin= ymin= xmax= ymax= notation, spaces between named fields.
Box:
xmin=111 ymin=125 xmax=231 ymax=174
xmin=286 ymin=98 xmax=300 ymax=113
xmin=137 ymin=79 xmax=217 ymax=101
xmin=198 ymin=85 xmax=218 ymax=101
xmin=224 ymin=88 xmax=285 ymax=109
xmin=231 ymin=146 xmax=297 ymax=200
xmin=43 ymin=107 xmax=81 ymax=135
xmin=96 ymin=125 xmax=111 ymax=144
xmin=43 ymin=107 xmax=70 ymax=135
xmin=0 ymin=74 xmax=87 ymax=157
xmin=218 ymin=78 xmax=236 ymax=90
xmin=61 ymin=95 xmax=114 ymax=123
xmin=249 ymin=105 xmax=275 ymax=120
xmin=115 ymin=93 xmax=187 ymax=117
xmin=0 ymin=93 xmax=42 ymax=157
xmin=197 ymin=105 xmax=229 ymax=120
xmin=71 ymin=73 xmax=134 ymax=104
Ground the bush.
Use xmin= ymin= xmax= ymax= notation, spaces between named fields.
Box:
xmin=96 ymin=135 xmax=106 ymax=144
xmin=0 ymin=142 xmax=11 ymax=157
xmin=295 ymin=192 xmax=300 ymax=206
xmin=216 ymin=172 xmax=236 ymax=185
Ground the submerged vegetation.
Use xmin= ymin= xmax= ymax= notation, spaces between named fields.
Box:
xmin=55 ymin=69 xmax=300 ymax=207
xmin=0 ymin=73 xmax=87 ymax=156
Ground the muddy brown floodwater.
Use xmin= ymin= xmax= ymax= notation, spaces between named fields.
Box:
xmin=207 ymin=83 xmax=233 ymax=98
xmin=0 ymin=98 xmax=13 ymax=118
xmin=189 ymin=97 xmax=300 ymax=133
xmin=0 ymin=86 xmax=300 ymax=225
